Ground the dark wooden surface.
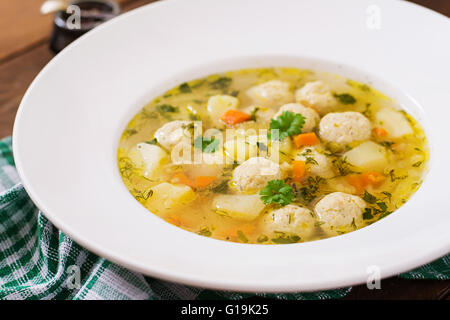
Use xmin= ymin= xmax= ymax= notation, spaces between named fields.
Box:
xmin=0 ymin=0 xmax=448 ymax=299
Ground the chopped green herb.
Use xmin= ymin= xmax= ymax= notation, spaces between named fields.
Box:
xmin=260 ymin=180 xmax=294 ymax=206
xmin=381 ymin=191 xmax=392 ymax=202
xmin=145 ymin=138 xmax=158 ymax=145
xmin=362 ymin=191 xmax=377 ymax=204
xmin=376 ymin=201 xmax=388 ymax=212
xmin=362 ymin=208 xmax=374 ymax=220
xmin=257 ymin=235 xmax=269 ymax=243
xmin=230 ymin=90 xmax=239 ymax=97
xmin=156 ymin=104 xmax=179 ymax=113
xmin=237 ymin=230 xmax=248 ymax=243
xmin=412 ymin=161 xmax=423 ymax=168
xmin=250 ymin=107 xmax=260 ymax=121
xmin=346 ymin=80 xmax=371 ymax=92
xmin=182 ymin=122 xmax=195 ymax=137
xmin=197 ymin=227 xmax=212 ymax=237
xmin=362 ymin=103 xmax=372 ymax=118
xmin=134 ymin=188 xmax=153 ymax=202
xmin=351 ymin=218 xmax=357 ymax=229
xmin=209 ymin=77 xmax=232 ymax=90
xmin=124 ymin=128 xmax=138 ymax=137
xmin=271 ymin=234 xmax=301 ymax=244
xmin=189 ymin=113 xmax=200 ymax=120
xmin=304 ymin=156 xmax=318 ymax=165
xmin=269 ymin=111 xmax=305 ymax=140
xmin=211 ymin=180 xmax=229 ymax=193
xmin=379 ymin=141 xmax=395 ymax=152
xmin=194 ymin=136 xmax=220 ymax=153
xmin=379 ymin=211 xmax=392 ymax=219
xmin=292 ymin=176 xmax=326 ymax=205
xmin=179 ymin=82 xmax=192 ymax=93
xmin=388 ymin=169 xmax=408 ymax=182
xmin=334 ymin=93 xmax=356 ymax=104
xmin=332 ymin=157 xmax=359 ymax=176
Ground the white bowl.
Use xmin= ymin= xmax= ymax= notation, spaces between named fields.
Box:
xmin=13 ymin=0 xmax=450 ymax=292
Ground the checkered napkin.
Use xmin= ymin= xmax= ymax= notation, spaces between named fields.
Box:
xmin=0 ymin=136 xmax=448 ymax=300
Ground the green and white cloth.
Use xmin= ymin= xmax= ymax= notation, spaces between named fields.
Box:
xmin=0 ymin=136 xmax=448 ymax=300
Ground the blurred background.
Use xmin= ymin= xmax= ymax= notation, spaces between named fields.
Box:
xmin=0 ymin=0 xmax=448 ymax=299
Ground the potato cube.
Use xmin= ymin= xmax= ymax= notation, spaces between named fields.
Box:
xmin=146 ymin=182 xmax=197 ymax=215
xmin=375 ymin=108 xmax=413 ymax=138
xmin=207 ymin=95 xmax=239 ymax=126
xmin=344 ymin=141 xmax=387 ymax=171
xmin=129 ymin=143 xmax=169 ymax=178
xmin=212 ymin=194 xmax=266 ymax=221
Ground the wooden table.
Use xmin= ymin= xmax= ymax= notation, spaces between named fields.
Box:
xmin=0 ymin=0 xmax=448 ymax=300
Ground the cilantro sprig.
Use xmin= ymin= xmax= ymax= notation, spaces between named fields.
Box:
xmin=260 ymin=180 xmax=294 ymax=206
xmin=268 ymin=111 xmax=305 ymax=140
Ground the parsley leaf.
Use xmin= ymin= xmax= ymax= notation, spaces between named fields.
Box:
xmin=194 ymin=136 xmax=219 ymax=153
xmin=260 ymin=180 xmax=294 ymax=206
xmin=269 ymin=111 xmax=305 ymax=140
xmin=334 ymin=93 xmax=356 ymax=104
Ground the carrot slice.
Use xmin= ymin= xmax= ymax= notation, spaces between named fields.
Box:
xmin=292 ymin=160 xmax=306 ymax=183
xmin=346 ymin=174 xmax=365 ymax=194
xmin=194 ymin=176 xmax=216 ymax=188
xmin=361 ymin=171 xmax=385 ymax=186
xmin=346 ymin=171 xmax=386 ymax=194
xmin=293 ymin=132 xmax=320 ymax=148
xmin=373 ymin=127 xmax=388 ymax=137
xmin=171 ymin=172 xmax=194 ymax=187
xmin=220 ymin=223 xmax=256 ymax=240
xmin=220 ymin=109 xmax=252 ymax=125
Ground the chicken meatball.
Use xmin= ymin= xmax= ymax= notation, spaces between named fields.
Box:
xmin=262 ymin=205 xmax=316 ymax=238
xmin=295 ymin=146 xmax=334 ymax=178
xmin=231 ymin=157 xmax=282 ymax=193
xmin=314 ymin=192 xmax=366 ymax=234
xmin=295 ymin=80 xmax=337 ymax=115
xmin=246 ymin=80 xmax=294 ymax=109
xmin=154 ymin=120 xmax=193 ymax=150
xmin=274 ymin=103 xmax=320 ymax=133
xmin=319 ymin=112 xmax=371 ymax=144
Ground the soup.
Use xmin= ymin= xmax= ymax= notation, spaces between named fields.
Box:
xmin=118 ymin=67 xmax=428 ymax=244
